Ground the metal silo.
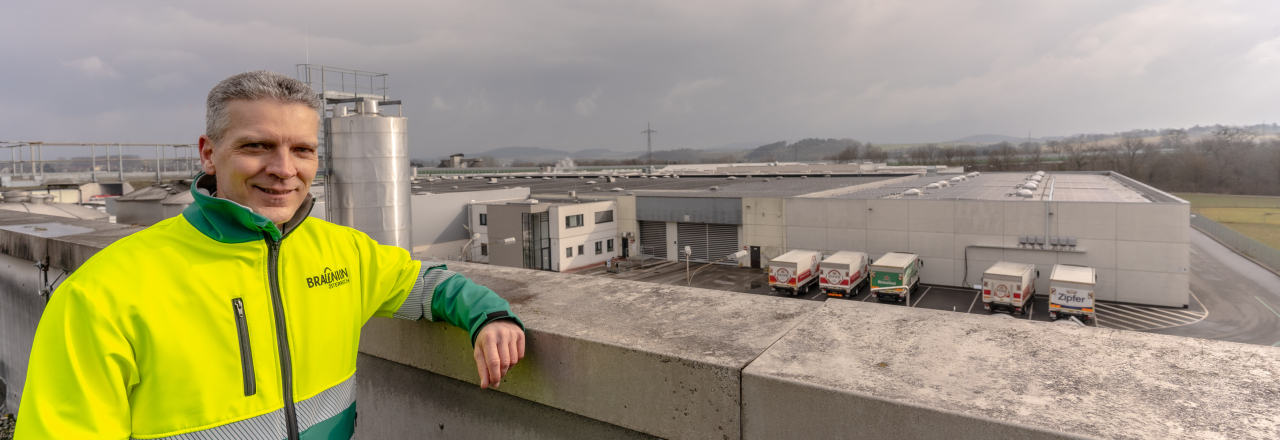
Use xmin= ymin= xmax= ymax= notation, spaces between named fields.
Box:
xmin=325 ymin=98 xmax=412 ymax=250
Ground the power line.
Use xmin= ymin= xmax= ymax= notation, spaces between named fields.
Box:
xmin=642 ymin=123 xmax=657 ymax=165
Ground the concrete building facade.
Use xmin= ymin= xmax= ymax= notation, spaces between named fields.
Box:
xmin=471 ymin=198 xmax=618 ymax=272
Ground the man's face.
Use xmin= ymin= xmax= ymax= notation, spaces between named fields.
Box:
xmin=199 ymin=99 xmax=319 ymax=225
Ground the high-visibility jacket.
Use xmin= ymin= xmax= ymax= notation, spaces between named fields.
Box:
xmin=16 ymin=174 xmax=522 ymax=439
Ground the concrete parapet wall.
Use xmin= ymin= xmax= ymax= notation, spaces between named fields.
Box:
xmin=0 ymin=210 xmax=1274 ymax=439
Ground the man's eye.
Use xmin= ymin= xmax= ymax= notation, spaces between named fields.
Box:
xmin=244 ymin=143 xmax=267 ymax=149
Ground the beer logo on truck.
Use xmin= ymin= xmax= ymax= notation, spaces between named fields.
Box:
xmin=826 ymin=269 xmax=844 ymax=284
xmin=995 ymin=284 xmax=1009 ymax=298
xmin=775 ymin=268 xmax=791 ymax=283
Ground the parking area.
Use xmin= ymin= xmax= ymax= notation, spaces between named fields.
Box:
xmin=577 ymin=255 xmax=1232 ymax=337
xmin=576 ymin=260 xmax=1106 ymax=326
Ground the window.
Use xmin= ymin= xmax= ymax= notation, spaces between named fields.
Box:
xmin=578 ymin=245 xmax=584 ymax=255
xmin=607 ymin=239 xmax=614 ymax=252
xmin=566 ymin=214 xmax=584 ymax=228
xmin=566 ymin=247 xmax=573 ymax=257
xmin=594 ymin=210 xmax=614 ymax=224
xmin=479 ymin=213 xmax=487 ymax=226
xmin=595 ymin=241 xmax=603 ymax=255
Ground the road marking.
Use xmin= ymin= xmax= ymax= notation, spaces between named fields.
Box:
xmin=911 ymin=287 xmax=931 ymax=307
xmin=863 ymin=290 xmax=875 ymax=301
xmin=1256 ymin=296 xmax=1280 ymax=320
xmin=967 ymin=292 xmax=980 ymax=313
xmin=1095 ymin=296 xmax=1208 ymax=331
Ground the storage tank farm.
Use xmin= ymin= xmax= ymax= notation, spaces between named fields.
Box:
xmin=325 ymin=98 xmax=412 ymax=250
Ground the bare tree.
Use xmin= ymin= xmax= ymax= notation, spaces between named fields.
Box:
xmin=477 ymin=155 xmax=501 ymax=168
xmin=986 ymin=142 xmax=1019 ymax=171
xmin=1054 ymin=137 xmax=1097 ymax=171
xmin=939 ymin=146 xmax=960 ymax=166
xmin=826 ymin=140 xmax=863 ymax=163
xmin=1110 ymin=136 xmax=1154 ymax=178
xmin=863 ymin=144 xmax=889 ymax=163
xmin=1019 ymin=142 xmax=1043 ymax=171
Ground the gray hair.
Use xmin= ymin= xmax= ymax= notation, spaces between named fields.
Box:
xmin=205 ymin=70 xmax=322 ymax=143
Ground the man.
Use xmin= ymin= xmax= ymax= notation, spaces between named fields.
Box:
xmin=16 ymin=71 xmax=526 ymax=439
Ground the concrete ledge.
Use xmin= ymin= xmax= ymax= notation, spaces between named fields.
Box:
xmin=355 ymin=353 xmax=656 ymax=439
xmin=360 ymin=262 xmax=821 ymax=440
xmin=742 ymin=300 xmax=1280 ymax=440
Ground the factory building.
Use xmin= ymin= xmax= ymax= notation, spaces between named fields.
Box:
xmin=470 ymin=198 xmax=618 ymax=272
xmin=417 ymin=169 xmax=1189 ymax=307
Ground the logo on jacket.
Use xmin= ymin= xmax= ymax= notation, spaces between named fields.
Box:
xmin=308 ymin=267 xmax=351 ymax=289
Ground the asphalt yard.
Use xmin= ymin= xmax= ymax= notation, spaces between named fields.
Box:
xmin=576 ymin=253 xmax=1237 ymax=339
xmin=576 ymin=261 xmax=1101 ymax=326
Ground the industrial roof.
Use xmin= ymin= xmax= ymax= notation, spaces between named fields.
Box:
xmin=414 ymin=174 xmax=902 ymax=199
xmin=830 ymin=172 xmax=1153 ymax=203
xmin=984 ymin=261 xmax=1035 ymax=278
xmin=1051 ymin=264 xmax=1096 ymax=285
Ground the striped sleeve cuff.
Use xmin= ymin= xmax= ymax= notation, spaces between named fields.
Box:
xmin=392 ymin=262 xmax=458 ymax=321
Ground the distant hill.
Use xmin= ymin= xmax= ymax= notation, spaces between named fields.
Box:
xmin=478 ymin=146 xmax=571 ymax=158
xmin=704 ymin=141 xmax=766 ymax=152
xmin=950 ymin=134 xmax=1028 ymax=144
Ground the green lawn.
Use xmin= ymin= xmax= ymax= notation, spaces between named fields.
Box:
xmin=1177 ymin=193 xmax=1280 ymax=249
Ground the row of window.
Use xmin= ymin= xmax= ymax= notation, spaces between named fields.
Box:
xmin=566 ymin=239 xmax=615 ymax=257
xmin=567 ymin=210 xmax=613 ymax=228
xmin=480 ymin=211 xmax=613 ymax=229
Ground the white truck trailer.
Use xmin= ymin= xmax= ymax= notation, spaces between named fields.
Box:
xmin=982 ymin=262 xmax=1037 ymax=315
xmin=1049 ymin=264 xmax=1097 ymax=322
xmin=870 ymin=252 xmax=922 ymax=303
xmin=769 ymin=249 xmax=821 ymax=296
xmin=819 ymin=251 xmax=870 ymax=298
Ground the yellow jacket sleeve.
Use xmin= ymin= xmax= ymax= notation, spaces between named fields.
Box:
xmin=16 ymin=282 xmax=139 ymax=439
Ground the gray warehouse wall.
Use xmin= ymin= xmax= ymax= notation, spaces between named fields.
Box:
xmin=411 ymin=188 xmax=531 ymax=247
xmin=636 ymin=197 xmax=742 ymax=224
xmin=783 ymin=198 xmax=1191 ymax=307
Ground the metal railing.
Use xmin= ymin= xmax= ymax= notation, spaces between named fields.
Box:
xmin=1191 ymin=214 xmax=1280 ymax=274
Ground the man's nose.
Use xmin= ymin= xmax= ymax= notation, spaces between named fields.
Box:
xmin=264 ymin=146 xmax=297 ymax=179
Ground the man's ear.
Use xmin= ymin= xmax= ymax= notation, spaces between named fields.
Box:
xmin=198 ymin=135 xmax=217 ymax=175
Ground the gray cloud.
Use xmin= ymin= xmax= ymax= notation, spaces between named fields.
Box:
xmin=2 ymin=0 xmax=1279 ymax=158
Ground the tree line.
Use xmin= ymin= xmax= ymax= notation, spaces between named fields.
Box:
xmin=888 ymin=128 xmax=1280 ymax=196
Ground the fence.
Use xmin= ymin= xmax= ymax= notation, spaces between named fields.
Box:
xmin=1192 ymin=214 xmax=1280 ymax=274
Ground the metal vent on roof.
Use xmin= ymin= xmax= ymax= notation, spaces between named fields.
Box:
xmin=904 ymin=189 xmax=922 ymax=196
xmin=1017 ymin=189 xmax=1033 ymax=198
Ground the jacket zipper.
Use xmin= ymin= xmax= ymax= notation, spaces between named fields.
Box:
xmin=266 ymin=235 xmax=300 ymax=440
xmin=232 ymin=298 xmax=257 ymax=396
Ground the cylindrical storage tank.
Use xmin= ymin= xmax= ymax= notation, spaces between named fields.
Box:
xmin=326 ymin=99 xmax=412 ymax=250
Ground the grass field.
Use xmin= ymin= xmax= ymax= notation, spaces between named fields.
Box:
xmin=1177 ymin=193 xmax=1280 ymax=249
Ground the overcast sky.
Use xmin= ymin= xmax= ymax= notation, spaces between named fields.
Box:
xmin=4 ymin=0 xmax=1280 ymax=158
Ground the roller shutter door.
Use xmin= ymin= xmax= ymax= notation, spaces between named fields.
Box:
xmin=676 ymin=223 xmax=739 ymax=263
xmin=638 ymin=221 xmax=667 ymax=260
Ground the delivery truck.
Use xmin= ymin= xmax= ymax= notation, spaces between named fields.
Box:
xmin=869 ymin=252 xmax=922 ymax=302
xmin=1048 ymin=264 xmax=1096 ymax=322
xmin=769 ymin=249 xmax=822 ymax=296
xmin=820 ymin=251 xmax=870 ymax=298
xmin=982 ymin=262 xmax=1037 ymax=315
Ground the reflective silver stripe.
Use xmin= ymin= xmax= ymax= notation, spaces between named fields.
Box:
xmin=393 ymin=263 xmax=457 ymax=321
xmin=296 ymin=375 xmax=356 ymax=431
xmin=137 ymin=375 xmax=356 ymax=440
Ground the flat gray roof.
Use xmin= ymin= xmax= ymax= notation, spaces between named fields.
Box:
xmin=830 ymin=172 xmax=1153 ymax=203
xmin=416 ymin=174 xmax=903 ymax=198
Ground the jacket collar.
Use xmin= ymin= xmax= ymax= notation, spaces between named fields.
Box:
xmin=181 ymin=173 xmax=313 ymax=244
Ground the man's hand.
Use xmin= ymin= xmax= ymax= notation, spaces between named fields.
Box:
xmin=473 ymin=319 xmax=525 ymax=389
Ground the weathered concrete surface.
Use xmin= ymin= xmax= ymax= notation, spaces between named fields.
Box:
xmin=0 ymin=210 xmax=138 ymax=271
xmin=360 ymin=261 xmax=822 ymax=440
xmin=354 ymin=353 xmax=656 ymax=439
xmin=743 ymin=299 xmax=1280 ymax=440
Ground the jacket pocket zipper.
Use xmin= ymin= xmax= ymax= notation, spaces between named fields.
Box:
xmin=233 ymin=298 xmax=257 ymax=396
